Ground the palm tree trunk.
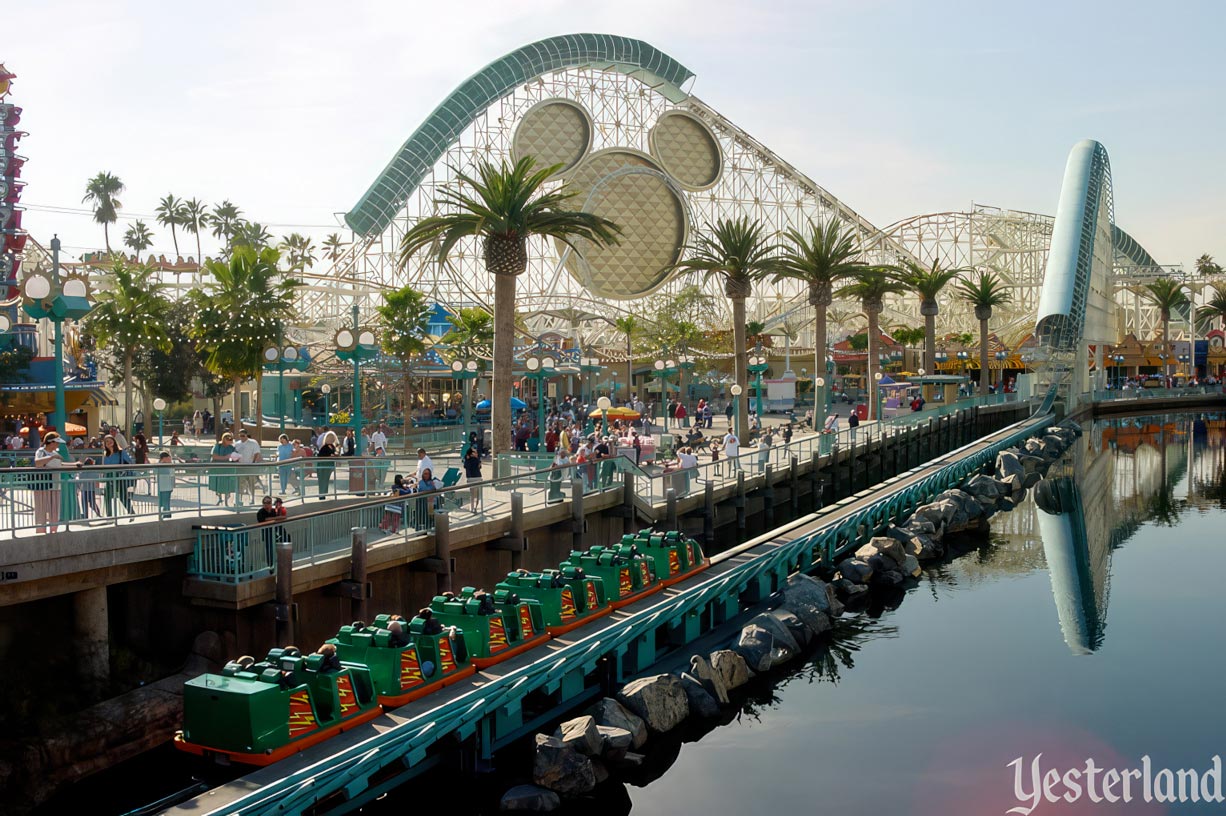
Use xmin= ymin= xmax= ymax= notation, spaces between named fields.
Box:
xmin=211 ymin=395 xmax=222 ymax=440
xmin=492 ymin=271 xmax=516 ymax=456
xmin=233 ymin=377 xmax=242 ymax=435
xmin=123 ymin=350 xmax=133 ymax=437
xmin=626 ymin=339 xmax=633 ymax=405
xmin=979 ymin=318 xmax=990 ymax=395
xmin=195 ymin=231 xmax=203 ymax=267
xmin=171 ymin=225 xmax=180 ymax=259
xmin=403 ymin=372 xmax=413 ymax=442
xmin=732 ymin=295 xmax=749 ymax=439
xmin=867 ymin=310 xmax=879 ymax=420
xmin=924 ymin=311 xmax=936 ymax=374
xmin=814 ymin=306 xmax=826 ymax=431
xmin=104 ymin=223 xmax=112 ymax=255
xmin=1162 ymin=313 xmax=1171 ymax=381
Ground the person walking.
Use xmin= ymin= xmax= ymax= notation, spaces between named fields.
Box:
xmin=463 ymin=446 xmax=482 ymax=512
xmin=723 ymin=429 xmax=741 ymax=472
xmin=192 ymin=410 xmax=204 ymax=439
xmin=102 ymin=434 xmax=136 ymax=516
xmin=233 ymin=429 xmax=263 ymax=505
xmin=276 ymin=433 xmax=296 ymax=494
xmin=757 ymin=428 xmax=773 ymax=472
xmin=33 ymin=432 xmax=79 ymax=533
xmin=316 ymin=431 xmax=338 ymax=500
xmin=155 ymin=450 xmax=175 ymax=518
xmin=848 ymin=410 xmax=860 ymax=443
xmin=724 ymin=400 xmax=735 ymax=427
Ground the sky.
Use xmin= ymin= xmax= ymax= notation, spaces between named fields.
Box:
xmin=6 ymin=0 xmax=1225 ymax=270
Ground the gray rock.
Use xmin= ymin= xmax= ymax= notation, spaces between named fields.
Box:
xmin=590 ymin=758 xmax=610 ymax=784
xmin=1019 ymin=454 xmax=1045 ymax=475
xmin=912 ymin=533 xmax=944 ymax=561
xmin=596 ymin=725 xmax=633 ymax=760
xmin=1000 ymin=473 xmax=1024 ymax=497
xmin=945 ymin=489 xmax=985 ymax=519
xmin=710 ymin=649 xmax=753 ymax=690
xmin=901 ymin=553 xmax=922 ymax=578
xmin=689 ymin=654 xmax=730 ymax=704
xmin=963 ymin=474 xmax=1000 ymax=500
xmin=735 ymin=624 xmax=781 ymax=672
xmin=836 ymin=557 xmax=874 ymax=584
xmin=768 ymin=608 xmax=815 ymax=646
xmin=500 ymin=783 xmax=561 ymax=812
xmin=678 ymin=672 xmax=721 ymax=718
xmin=533 ymin=734 xmax=597 ymax=795
xmin=872 ymin=568 xmax=905 ymax=587
xmin=858 ymin=536 xmax=907 ymax=569
xmin=746 ymin=611 xmax=802 ymax=653
xmin=1022 ymin=471 xmax=1041 ymax=488
xmin=903 ymin=518 xmax=937 ymax=536
xmin=587 ymin=697 xmax=648 ymax=749
xmin=554 ymin=715 xmax=602 ymax=757
xmin=781 ymin=572 xmax=843 ymax=620
xmin=995 ymin=450 xmax=1025 ymax=480
xmin=913 ymin=502 xmax=949 ymax=528
xmin=617 ymin=674 xmax=690 ymax=733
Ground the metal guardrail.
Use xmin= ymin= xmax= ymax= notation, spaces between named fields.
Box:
xmin=187 ymin=412 xmax=1053 ymax=816
xmin=0 ymin=452 xmax=432 ymax=536
xmin=1086 ymin=384 xmax=1226 ymax=402
xmin=188 ymin=461 xmax=629 ymax=583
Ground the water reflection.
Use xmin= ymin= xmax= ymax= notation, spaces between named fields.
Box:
xmin=1035 ymin=477 xmax=1103 ymax=654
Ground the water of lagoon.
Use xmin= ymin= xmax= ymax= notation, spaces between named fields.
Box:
xmin=627 ymin=412 xmax=1226 ymax=816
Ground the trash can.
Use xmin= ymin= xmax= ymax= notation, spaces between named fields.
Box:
xmin=348 ymin=458 xmax=372 ymax=494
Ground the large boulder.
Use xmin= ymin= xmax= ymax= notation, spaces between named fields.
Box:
xmin=553 ymin=715 xmax=602 ymax=757
xmin=995 ymin=450 xmax=1025 ymax=480
xmin=735 ymin=623 xmax=791 ymax=672
xmin=1019 ymin=454 xmax=1046 ymax=475
xmin=596 ymin=725 xmax=633 ymax=760
xmin=746 ymin=611 xmax=802 ymax=653
xmin=533 ymin=734 xmax=597 ymax=795
xmin=587 ymin=697 xmax=648 ymax=749
xmin=767 ymin=608 xmax=817 ymax=646
xmin=857 ymin=536 xmax=907 ymax=570
xmin=900 ymin=553 xmax=922 ymax=578
xmin=709 ymin=649 xmax=753 ymax=690
xmin=963 ymin=474 xmax=1000 ymax=500
xmin=500 ymin=783 xmax=561 ymax=812
xmin=871 ymin=568 xmax=905 ymax=587
xmin=677 ymin=673 xmax=721 ymax=718
xmin=688 ymin=654 xmax=730 ymax=704
xmin=781 ymin=572 xmax=843 ymax=620
xmin=617 ymin=674 xmax=690 ymax=733
xmin=999 ymin=472 xmax=1025 ymax=498
xmin=943 ymin=489 xmax=985 ymax=520
xmin=836 ymin=558 xmax=874 ymax=585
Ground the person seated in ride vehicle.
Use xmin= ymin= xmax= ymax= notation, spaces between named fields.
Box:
xmin=418 ymin=607 xmax=443 ymax=635
xmin=387 ymin=618 xmax=411 ymax=648
xmin=475 ymin=591 xmax=496 ymax=615
xmin=317 ymin=643 xmax=342 ymax=673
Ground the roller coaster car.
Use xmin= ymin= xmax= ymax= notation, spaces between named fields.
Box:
xmin=496 ymin=566 xmax=611 ymax=635
xmin=428 ymin=592 xmax=551 ymax=668
xmin=622 ymin=529 xmax=709 ymax=586
xmin=174 ymin=646 xmax=381 ymax=766
xmin=563 ymin=543 xmax=662 ymax=609
xmin=329 ymin=616 xmax=476 ymax=708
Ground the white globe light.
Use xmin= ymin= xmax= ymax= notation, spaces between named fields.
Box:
xmin=335 ymin=329 xmax=355 ymax=349
xmin=466 ymin=360 xmax=479 ymax=373
xmin=0 ymin=314 xmax=10 ymax=332
xmin=263 ymin=346 xmax=280 ymax=363
xmin=543 ymin=357 xmax=555 ymax=370
xmin=321 ymin=384 xmax=331 ymax=395
xmin=526 ymin=357 xmax=539 ymax=371
xmin=451 ymin=360 xmax=463 ymax=372
xmin=153 ymin=398 xmax=167 ymax=411
xmin=597 ymin=396 xmax=611 ymax=410
xmin=918 ymin=368 xmax=926 ymax=376
xmin=731 ymin=384 xmax=743 ymax=396
xmin=23 ymin=274 xmax=51 ymax=301
xmin=654 ymin=360 xmax=664 ymax=371
xmin=358 ymin=329 xmax=376 ymax=347
xmin=666 ymin=360 xmax=676 ymax=369
xmin=62 ymin=278 xmax=88 ymax=299
xmin=283 ymin=347 xmax=300 ymax=362
xmin=815 ymin=377 xmax=825 ymax=387
xmin=874 ymin=372 xmax=883 ymax=381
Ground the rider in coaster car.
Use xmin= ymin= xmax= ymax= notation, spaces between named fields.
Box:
xmin=388 ymin=619 xmax=411 ymax=648
xmin=475 ymin=591 xmax=495 ymax=615
xmin=317 ymin=643 xmax=343 ymax=673
xmin=418 ymin=607 xmax=443 ymax=635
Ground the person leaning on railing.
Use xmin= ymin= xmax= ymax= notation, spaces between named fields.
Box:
xmin=209 ymin=433 xmax=239 ymax=507
xmin=33 ymin=432 xmax=81 ymax=533
xmin=101 ymin=434 xmax=135 ymax=517
xmin=315 ymin=431 xmax=338 ymax=501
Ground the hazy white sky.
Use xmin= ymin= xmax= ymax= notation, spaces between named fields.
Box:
xmin=7 ymin=0 xmax=1224 ymax=270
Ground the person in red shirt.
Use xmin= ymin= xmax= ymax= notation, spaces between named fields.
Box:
xmin=545 ymin=424 xmax=559 ymax=453
xmin=675 ymin=402 xmax=688 ymax=426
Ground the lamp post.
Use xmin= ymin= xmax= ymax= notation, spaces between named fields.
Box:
xmin=995 ymin=350 xmax=1008 ymax=392
xmin=333 ymin=303 xmax=378 ymax=455
xmin=873 ymin=371 xmax=883 ymax=424
xmin=597 ymin=395 xmax=611 ymax=436
xmin=729 ymin=383 xmax=743 ymax=438
xmin=524 ymin=352 xmax=556 ymax=449
xmin=21 ymin=236 xmax=93 ymax=434
xmin=451 ymin=359 xmax=480 ymax=454
xmin=1111 ymin=353 xmax=1125 ymax=389
xmin=956 ymin=350 xmax=970 ymax=396
xmin=814 ymin=376 xmax=826 ymax=438
xmin=262 ymin=344 xmax=305 ymax=433
xmin=677 ymin=352 xmax=696 ymax=418
xmin=652 ymin=356 xmax=678 ymax=431
xmin=1178 ymin=352 xmax=1190 ymax=381
xmin=579 ymin=356 xmax=603 ymax=407
xmin=320 ymin=383 xmax=331 ymax=424
xmin=153 ymin=397 xmax=166 ymax=447
xmin=748 ymin=344 xmax=769 ymax=421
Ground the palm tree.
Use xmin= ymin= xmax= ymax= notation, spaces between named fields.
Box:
xmin=1197 ymin=284 xmax=1226 ymax=334
xmin=399 ymin=157 xmax=619 ymax=455
xmin=1142 ymin=278 xmax=1190 ymax=379
xmin=155 ymin=194 xmax=184 ymax=258
xmin=209 ymin=201 xmax=244 ymax=252
xmin=234 ymin=221 xmax=273 ymax=250
xmin=376 ymin=285 xmax=433 ymax=429
xmin=613 ymin=315 xmax=639 ymax=404
xmin=838 ymin=268 xmax=908 ymax=418
xmin=673 ymin=216 xmax=784 ymax=437
xmin=774 ymin=219 xmax=870 ymax=427
xmin=1195 ymin=254 xmax=1222 ymax=278
xmin=278 ymin=232 xmax=317 ymax=272
xmin=322 ymin=233 xmax=348 ymax=262
xmin=955 ymin=271 xmax=1014 ymax=395
xmin=898 ymin=258 xmax=967 ymax=376
xmin=123 ymin=220 xmax=154 ymax=255
xmin=82 ymin=172 xmax=125 ymax=254
xmin=745 ymin=320 xmax=769 ymax=348
xmin=83 ymin=260 xmax=171 ymax=434
xmin=180 ymin=198 xmax=209 ymax=266
xmin=191 ymin=245 xmax=302 ymax=432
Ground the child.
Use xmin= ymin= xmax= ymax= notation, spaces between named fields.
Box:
xmin=77 ymin=457 xmax=101 ymax=518
xmin=380 ymin=475 xmax=406 ymax=533
xmin=156 ymin=450 xmax=175 ymax=518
